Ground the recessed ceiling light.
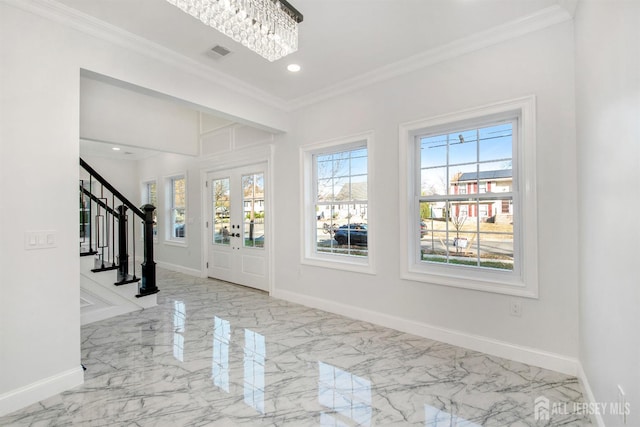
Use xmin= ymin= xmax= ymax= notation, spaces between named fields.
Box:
xmin=287 ymin=64 xmax=301 ymax=72
xmin=112 ymin=147 xmax=121 ymax=151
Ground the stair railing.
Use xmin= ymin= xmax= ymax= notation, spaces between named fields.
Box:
xmin=79 ymin=158 xmax=158 ymax=297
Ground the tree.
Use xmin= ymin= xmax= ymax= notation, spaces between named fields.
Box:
xmin=448 ymin=203 xmax=467 ymax=253
xmin=420 ymin=201 xmax=431 ymax=219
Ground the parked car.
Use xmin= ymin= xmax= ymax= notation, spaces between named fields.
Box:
xmin=174 ymin=223 xmax=185 ymax=238
xmin=334 ymin=223 xmax=367 ymax=246
xmin=420 ymin=221 xmax=428 ymax=237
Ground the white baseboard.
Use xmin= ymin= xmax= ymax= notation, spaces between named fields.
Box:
xmin=577 ymin=363 xmax=605 ymax=426
xmin=80 ymin=265 xmax=156 ymax=310
xmin=0 ymin=366 xmax=84 ymax=417
xmin=272 ymin=289 xmax=580 ymax=376
xmin=156 ymin=261 xmax=201 ymax=278
xmin=81 ymin=305 xmax=139 ymax=325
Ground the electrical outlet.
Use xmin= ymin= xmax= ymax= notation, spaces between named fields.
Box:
xmin=618 ymin=385 xmax=627 ymax=424
xmin=509 ymin=300 xmax=522 ymax=317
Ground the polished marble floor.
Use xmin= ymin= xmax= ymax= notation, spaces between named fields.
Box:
xmin=1 ymin=269 xmax=593 ymax=426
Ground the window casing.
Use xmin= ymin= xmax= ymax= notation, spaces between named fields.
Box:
xmin=419 ymin=120 xmax=515 ymax=271
xmin=301 ymin=133 xmax=374 ymax=274
xmin=142 ymin=180 xmax=158 ymax=240
xmin=399 ymin=97 xmax=538 ymax=297
xmin=168 ymin=175 xmax=186 ymax=242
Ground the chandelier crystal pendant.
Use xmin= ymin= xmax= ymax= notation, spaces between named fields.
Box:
xmin=166 ymin=0 xmax=303 ymax=62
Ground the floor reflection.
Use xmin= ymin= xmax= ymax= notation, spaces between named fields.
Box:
xmin=211 ymin=316 xmax=230 ymax=392
xmin=173 ymin=300 xmax=186 ymax=362
xmin=243 ymin=329 xmax=266 ymax=414
xmin=318 ymin=361 xmax=372 ymax=426
xmin=0 ymin=270 xmax=592 ymax=426
xmin=424 ymin=404 xmax=481 ymax=427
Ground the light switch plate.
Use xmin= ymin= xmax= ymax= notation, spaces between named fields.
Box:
xmin=24 ymin=230 xmax=57 ymax=250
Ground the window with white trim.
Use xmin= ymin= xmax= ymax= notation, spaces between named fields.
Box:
xmin=419 ymin=120 xmax=514 ymax=270
xmin=168 ymin=175 xmax=186 ymax=241
xmin=302 ymin=134 xmax=374 ymax=273
xmin=399 ymin=97 xmax=538 ymax=297
xmin=142 ymin=180 xmax=158 ymax=239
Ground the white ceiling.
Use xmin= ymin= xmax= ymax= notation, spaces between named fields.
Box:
xmin=55 ymin=0 xmax=563 ymax=104
xmin=80 ymin=138 xmax=160 ymax=160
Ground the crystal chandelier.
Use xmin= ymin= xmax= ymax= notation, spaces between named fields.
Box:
xmin=166 ymin=0 xmax=303 ymax=62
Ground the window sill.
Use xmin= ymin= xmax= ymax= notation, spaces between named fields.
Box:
xmin=398 ymin=95 xmax=539 ymax=301
xmin=164 ymin=240 xmax=187 ymax=248
xmin=402 ymin=266 xmax=538 ymax=298
xmin=302 ymin=255 xmax=376 ymax=275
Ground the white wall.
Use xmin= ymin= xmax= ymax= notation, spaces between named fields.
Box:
xmin=273 ymin=22 xmax=580 ymax=368
xmin=135 ymin=124 xmax=275 ymax=275
xmin=80 ymin=77 xmax=200 ymax=156
xmin=0 ymin=0 xmax=287 ymax=415
xmin=0 ymin=4 xmax=83 ymax=414
xmin=575 ymin=1 xmax=640 ymax=425
xmin=80 ymin=154 xmax=140 ymax=201
xmin=79 ymin=154 xmax=141 ymax=259
xmin=136 ymin=152 xmax=203 ymax=273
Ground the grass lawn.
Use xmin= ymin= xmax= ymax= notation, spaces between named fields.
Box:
xmin=422 ymin=254 xmax=513 ymax=270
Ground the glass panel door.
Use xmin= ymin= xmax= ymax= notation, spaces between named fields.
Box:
xmin=212 ymin=177 xmax=231 ymax=245
xmin=242 ymin=173 xmax=265 ymax=248
xmin=207 ymin=164 xmax=268 ymax=292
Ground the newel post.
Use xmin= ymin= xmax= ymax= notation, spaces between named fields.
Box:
xmin=116 ymin=205 xmax=129 ymax=283
xmin=137 ymin=204 xmax=159 ymax=297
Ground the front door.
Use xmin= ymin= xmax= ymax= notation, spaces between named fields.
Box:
xmin=207 ymin=164 xmax=268 ymax=291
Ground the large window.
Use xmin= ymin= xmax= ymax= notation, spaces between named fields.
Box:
xmin=399 ymin=97 xmax=538 ymax=297
xmin=302 ymin=133 xmax=374 ymax=273
xmin=142 ymin=180 xmax=157 ymax=239
xmin=168 ymin=175 xmax=186 ymax=242
xmin=419 ymin=121 xmax=514 ymax=271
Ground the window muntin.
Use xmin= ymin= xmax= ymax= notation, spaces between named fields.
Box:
xmin=212 ymin=178 xmax=230 ymax=245
xmin=302 ymin=133 xmax=374 ymax=273
xmin=314 ymin=146 xmax=368 ymax=258
xmin=170 ymin=176 xmax=186 ymax=241
xmin=142 ymin=181 xmax=158 ymax=238
xmin=419 ymin=121 xmax=515 ymax=271
xmin=400 ymin=97 xmax=537 ymax=297
xmin=242 ymin=173 xmax=265 ymax=248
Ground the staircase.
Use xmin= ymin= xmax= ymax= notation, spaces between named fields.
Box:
xmin=79 ymin=158 xmax=159 ymax=325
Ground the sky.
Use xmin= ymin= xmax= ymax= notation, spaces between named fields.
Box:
xmin=420 ymin=122 xmax=513 ymax=195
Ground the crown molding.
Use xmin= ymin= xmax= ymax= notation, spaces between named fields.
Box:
xmin=558 ymin=0 xmax=579 ymax=17
xmin=3 ymin=0 xmax=573 ymax=113
xmin=1 ymin=0 xmax=290 ymax=111
xmin=288 ymin=4 xmax=573 ymax=110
